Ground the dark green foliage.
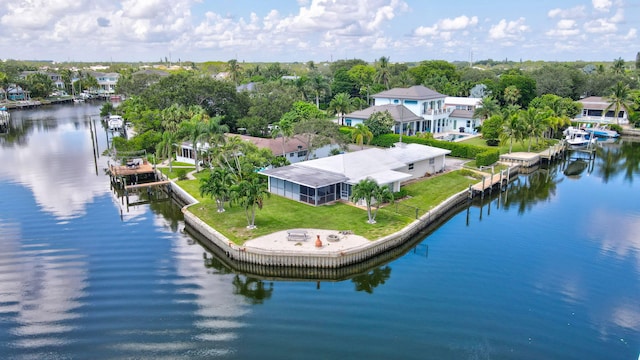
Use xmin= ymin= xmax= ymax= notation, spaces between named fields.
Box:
xmin=177 ymin=169 xmax=188 ymax=180
xmin=364 ymin=110 xmax=395 ymax=136
xmin=370 ymin=134 xmax=489 ymax=159
xmin=393 ymin=189 xmax=408 ymax=199
xmin=481 ymin=115 xmax=503 ymax=145
xmin=25 ymin=73 xmax=54 ymax=98
xmin=475 ymin=150 xmax=500 ymax=167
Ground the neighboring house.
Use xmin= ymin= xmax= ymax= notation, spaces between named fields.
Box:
xmin=7 ymin=85 xmax=28 ymax=101
xmin=575 ymin=96 xmax=628 ymax=125
xmin=445 ymin=97 xmax=482 ymax=133
xmin=175 ymin=134 xmax=339 ymax=165
xmin=260 ymin=143 xmax=451 ymax=206
xmin=88 ymin=71 xmax=120 ymax=95
xmin=343 ymin=104 xmax=422 ymax=132
xmin=348 ymin=85 xmax=482 ymax=135
xmin=19 ymin=70 xmax=65 ymax=89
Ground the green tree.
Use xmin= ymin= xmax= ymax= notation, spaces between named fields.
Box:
xmin=327 ymin=92 xmax=356 ymax=126
xmin=227 ymin=59 xmax=242 ymax=85
xmin=293 ymin=117 xmax=344 ymax=160
xmin=351 ymin=123 xmax=373 ymax=149
xmin=481 ymin=115 xmax=503 ymax=146
xmin=409 ymin=60 xmax=460 ymax=85
xmin=503 ymin=85 xmax=521 ymax=106
xmin=519 ymin=107 xmax=550 ymax=151
xmin=271 ymin=118 xmax=294 ymax=157
xmin=364 ymin=110 xmax=395 ymax=136
xmin=179 ymin=112 xmax=209 ymax=172
xmin=230 ymin=173 xmax=270 ymax=229
xmin=604 ymin=81 xmax=634 ymax=125
xmin=25 ymin=73 xmax=54 ymax=98
xmin=351 ymin=178 xmax=393 ymax=224
xmin=473 ymin=96 xmax=500 ymax=120
xmin=200 ymin=167 xmax=234 ymax=213
xmin=500 ymin=110 xmax=524 ymax=153
xmin=156 ymin=130 xmax=179 ymax=173
xmin=309 ymin=72 xmax=331 ymax=109
xmin=611 ymin=57 xmax=626 ymax=75
xmin=375 ymin=56 xmax=391 ymax=90
xmin=347 ymin=64 xmax=376 ymax=105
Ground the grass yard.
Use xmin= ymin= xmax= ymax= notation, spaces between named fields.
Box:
xmin=460 ymin=136 xmax=557 ymax=154
xmin=178 ymin=169 xmax=481 ymax=245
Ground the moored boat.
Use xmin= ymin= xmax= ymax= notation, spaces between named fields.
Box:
xmin=583 ymin=124 xmax=619 ymax=138
xmin=564 ymin=126 xmax=595 ymax=147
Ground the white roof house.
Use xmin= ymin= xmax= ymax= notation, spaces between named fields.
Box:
xmin=260 ymin=143 xmax=451 ymax=206
xmin=576 ymin=96 xmax=628 ymax=124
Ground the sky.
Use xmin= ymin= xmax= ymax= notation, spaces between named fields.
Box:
xmin=1 ymin=0 xmax=638 ymax=64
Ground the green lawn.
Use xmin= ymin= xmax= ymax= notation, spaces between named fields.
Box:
xmin=178 ymin=170 xmax=481 ymax=244
xmin=460 ymin=136 xmax=557 ymax=154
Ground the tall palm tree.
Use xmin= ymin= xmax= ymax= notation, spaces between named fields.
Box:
xmin=604 ymin=81 xmax=633 ymax=125
xmin=227 ymin=59 xmax=242 ymax=85
xmin=271 ymin=118 xmax=294 ymax=157
xmin=156 ymin=130 xmax=179 ymax=173
xmin=179 ymin=116 xmax=209 ymax=173
xmin=351 ymin=123 xmax=373 ymax=149
xmin=519 ymin=107 xmax=549 ymax=151
xmin=309 ymin=73 xmax=330 ymax=109
xmin=375 ymin=56 xmax=391 ymax=90
xmin=500 ymin=111 xmax=524 ymax=153
xmin=504 ymin=85 xmax=521 ymax=106
xmin=327 ymin=92 xmax=356 ymax=126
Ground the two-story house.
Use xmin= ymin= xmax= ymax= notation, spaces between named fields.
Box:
xmin=344 ymin=85 xmax=482 ymax=136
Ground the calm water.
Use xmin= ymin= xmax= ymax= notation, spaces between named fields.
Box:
xmin=0 ymin=104 xmax=638 ymax=360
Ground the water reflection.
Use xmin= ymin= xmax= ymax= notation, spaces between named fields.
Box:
xmin=351 ymin=266 xmax=392 ymax=294
xmin=0 ymin=221 xmax=87 ymax=350
xmin=0 ymin=105 xmax=109 ymax=219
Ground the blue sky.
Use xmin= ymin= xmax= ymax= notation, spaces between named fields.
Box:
xmin=0 ymin=0 xmax=637 ymax=63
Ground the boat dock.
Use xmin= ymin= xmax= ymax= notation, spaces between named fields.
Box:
xmin=468 ymin=167 xmax=513 ymax=199
xmin=500 ymin=143 xmax=567 ymax=168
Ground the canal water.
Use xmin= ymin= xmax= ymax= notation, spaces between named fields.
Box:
xmin=0 ymin=103 xmax=638 ymax=359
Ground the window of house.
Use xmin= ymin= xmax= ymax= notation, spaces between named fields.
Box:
xmin=429 ymin=158 xmax=435 ymax=165
xmin=345 ymin=119 xmax=352 ymax=126
xmin=290 ymin=152 xmax=294 ymax=157
xmin=408 ymin=163 xmax=414 ymax=170
xmin=298 ymin=150 xmax=307 ymax=158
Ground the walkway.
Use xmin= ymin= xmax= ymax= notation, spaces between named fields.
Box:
xmin=244 ymin=229 xmax=370 ymax=253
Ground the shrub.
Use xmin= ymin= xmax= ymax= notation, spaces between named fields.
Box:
xmin=176 ymin=169 xmax=188 ymax=180
xmin=475 ymin=149 xmax=500 ymax=167
xmin=393 ymin=188 xmax=408 ymax=199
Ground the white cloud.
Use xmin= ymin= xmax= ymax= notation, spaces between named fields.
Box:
xmin=489 ymin=18 xmax=530 ymax=41
xmin=548 ymin=6 xmax=587 ymax=18
xmin=623 ymin=28 xmax=637 ymax=40
xmin=546 ymin=19 xmax=580 ymax=38
xmin=413 ymin=15 xmax=478 ymax=39
xmin=592 ymin=0 xmax=613 ymax=12
xmin=584 ymin=18 xmax=617 ymax=33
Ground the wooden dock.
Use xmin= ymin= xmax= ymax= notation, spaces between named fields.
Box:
xmin=125 ymin=180 xmax=170 ymax=191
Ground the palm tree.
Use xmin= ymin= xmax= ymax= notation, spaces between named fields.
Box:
xmin=351 ymin=178 xmax=392 ymax=224
xmin=227 ymin=59 xmax=242 ymax=85
xmin=604 ymin=81 xmax=633 ymax=125
xmin=519 ymin=107 xmax=549 ymax=151
xmin=179 ymin=116 xmax=209 ymax=173
xmin=309 ymin=73 xmax=330 ymax=109
xmin=271 ymin=118 xmax=294 ymax=157
xmin=200 ymin=167 xmax=234 ymax=212
xmin=500 ymin=111 xmax=524 ymax=153
xmin=375 ymin=56 xmax=391 ymax=89
xmin=504 ymin=85 xmax=521 ymax=106
xmin=612 ymin=57 xmax=626 ymax=75
xmin=473 ymin=96 xmax=500 ymax=120
xmin=156 ymin=130 xmax=179 ymax=173
xmin=351 ymin=123 xmax=373 ymax=149
xmin=230 ymin=174 xmax=270 ymax=229
xmin=327 ymin=92 xmax=356 ymax=126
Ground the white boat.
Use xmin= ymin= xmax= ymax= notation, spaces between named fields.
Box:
xmin=107 ymin=115 xmax=124 ymax=131
xmin=563 ymin=127 xmax=595 ymax=147
xmin=583 ymin=124 xmax=619 ymax=138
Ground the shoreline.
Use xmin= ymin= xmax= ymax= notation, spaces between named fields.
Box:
xmin=167 ymin=163 xmax=522 ymax=272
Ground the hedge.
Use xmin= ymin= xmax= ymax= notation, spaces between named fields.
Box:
xmin=369 ymin=133 xmax=499 ymax=167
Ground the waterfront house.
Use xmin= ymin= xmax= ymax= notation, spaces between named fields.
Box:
xmin=575 ymin=96 xmax=628 ymax=125
xmin=88 ymin=71 xmax=120 ymax=95
xmin=260 ymin=143 xmax=451 ymax=206
xmin=176 ymin=134 xmax=339 ymax=166
xmin=345 ymin=85 xmax=482 ymax=136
